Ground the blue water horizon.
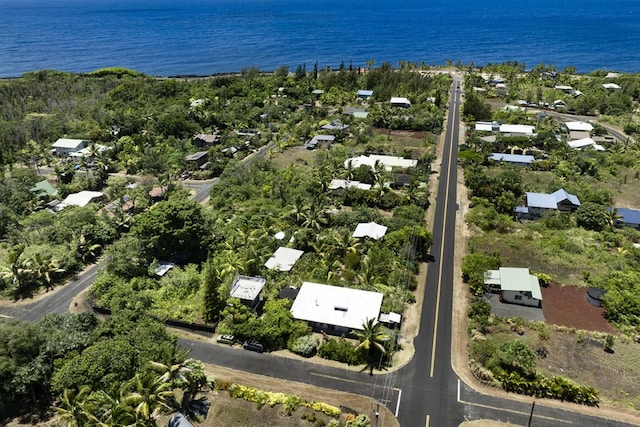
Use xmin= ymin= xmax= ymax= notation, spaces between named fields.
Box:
xmin=1 ymin=0 xmax=639 ymax=78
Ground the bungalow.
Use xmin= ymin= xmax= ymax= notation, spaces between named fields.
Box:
xmin=342 ymin=107 xmax=368 ymax=118
xmin=484 ymin=267 xmax=542 ymax=308
xmin=554 ymin=85 xmax=574 ymax=94
xmin=290 ymin=282 xmax=383 ymax=335
xmin=390 ymin=97 xmax=411 ymax=108
xmin=516 ymin=188 xmax=580 ymax=219
xmin=566 ymin=121 xmax=594 ymax=140
xmin=474 ymin=121 xmax=535 ymax=136
xmin=356 ymin=90 xmax=373 ymax=99
xmin=230 ymin=275 xmax=267 ymax=309
xmin=602 ymin=83 xmax=621 ymax=90
xmin=321 ymin=120 xmax=349 ymax=132
xmin=185 ymin=151 xmax=209 ymax=168
xmin=194 ymin=133 xmax=219 ymax=148
xmin=29 ymin=179 xmax=58 ymax=199
xmin=52 ymin=138 xmax=88 ymax=156
xmin=57 ymin=191 xmax=104 ymax=210
xmin=352 ymin=222 xmax=387 ymax=240
xmin=328 ymin=179 xmax=371 ymax=191
xmin=344 ymin=154 xmax=418 ymax=172
xmin=488 ymin=153 xmax=536 ymax=166
xmin=264 ymin=247 xmax=304 ymax=272
xmin=306 ymin=134 xmax=336 ymax=150
xmin=567 ymin=138 xmax=605 ymax=151
xmin=612 ymin=207 xmax=640 ymax=229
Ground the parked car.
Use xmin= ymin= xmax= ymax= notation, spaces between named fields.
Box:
xmin=243 ymin=339 xmax=265 ymax=353
xmin=216 ymin=334 xmax=235 ymax=345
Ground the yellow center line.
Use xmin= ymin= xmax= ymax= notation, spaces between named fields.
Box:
xmin=430 ymin=83 xmax=458 ymax=378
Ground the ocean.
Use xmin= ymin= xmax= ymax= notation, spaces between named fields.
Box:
xmin=0 ymin=0 xmax=639 ymax=78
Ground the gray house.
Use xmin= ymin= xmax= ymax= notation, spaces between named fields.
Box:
xmin=515 ymin=188 xmax=580 ymax=219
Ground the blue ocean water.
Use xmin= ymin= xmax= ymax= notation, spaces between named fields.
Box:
xmin=0 ymin=0 xmax=638 ymax=77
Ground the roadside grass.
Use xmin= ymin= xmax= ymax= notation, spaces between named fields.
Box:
xmin=538 ymin=330 xmax=640 ymax=412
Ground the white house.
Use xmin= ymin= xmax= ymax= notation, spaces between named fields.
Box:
xmin=568 ymin=137 xmax=605 ymax=151
xmin=57 ymin=191 xmax=104 ymax=210
xmin=52 ymin=138 xmax=89 ymax=156
xmin=328 ymin=179 xmax=372 ymax=191
xmin=230 ymin=275 xmax=266 ymax=308
xmin=390 ymin=97 xmax=411 ymax=108
xmin=290 ymin=282 xmax=383 ymax=335
xmin=352 ymin=222 xmax=387 ymax=240
xmin=264 ymin=247 xmax=304 ymax=272
xmin=564 ymin=121 xmax=593 ymax=132
xmin=344 ymin=155 xmax=418 ymax=172
xmin=602 ymin=83 xmax=621 ymax=90
xmin=485 ymin=267 xmax=542 ymax=307
xmin=475 ymin=121 xmax=535 ymax=136
xmin=488 ymin=153 xmax=536 ymax=166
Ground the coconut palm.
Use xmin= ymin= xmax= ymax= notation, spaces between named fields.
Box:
xmin=23 ymin=252 xmax=65 ymax=291
xmin=603 ymin=208 xmax=622 ymax=230
xmin=353 ymin=318 xmax=390 ymax=375
xmin=302 ymin=203 xmax=328 ymax=230
xmin=71 ymin=232 xmax=102 ymax=263
xmin=286 ymin=194 xmax=307 ymax=226
xmin=122 ymin=373 xmax=174 ymax=426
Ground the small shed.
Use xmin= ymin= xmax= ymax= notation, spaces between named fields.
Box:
xmin=230 ymin=275 xmax=266 ymax=308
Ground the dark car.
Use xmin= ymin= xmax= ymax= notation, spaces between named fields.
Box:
xmin=243 ymin=339 xmax=265 ymax=353
xmin=216 ymin=334 xmax=235 ymax=345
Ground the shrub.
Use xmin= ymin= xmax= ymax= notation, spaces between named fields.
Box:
xmin=291 ymin=335 xmax=319 ymax=357
xmin=318 ymin=337 xmax=365 ymax=365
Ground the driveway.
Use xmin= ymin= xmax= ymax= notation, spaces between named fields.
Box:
xmin=484 ymin=293 xmax=545 ymax=322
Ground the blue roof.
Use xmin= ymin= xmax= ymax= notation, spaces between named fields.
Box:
xmin=526 ymin=192 xmax=557 ymax=209
xmin=614 ymin=207 xmax=640 ymax=226
xmin=552 ymin=189 xmax=580 ymax=206
xmin=489 ymin=153 xmax=535 ymax=164
xmin=526 ymin=188 xmax=580 ymax=209
xmin=357 ymin=90 xmax=373 ymax=97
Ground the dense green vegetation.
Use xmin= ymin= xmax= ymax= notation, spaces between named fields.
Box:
xmin=460 ymin=62 xmax=640 ymax=406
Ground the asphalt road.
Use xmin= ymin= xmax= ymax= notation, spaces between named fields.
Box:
xmin=2 ymin=88 xmax=637 ymax=426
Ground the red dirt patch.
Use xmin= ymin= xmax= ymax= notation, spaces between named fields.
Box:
xmin=541 ymin=284 xmax=614 ymax=333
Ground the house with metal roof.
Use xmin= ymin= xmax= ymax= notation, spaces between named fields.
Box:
xmin=475 ymin=121 xmax=535 ymax=136
xmin=290 ymin=282 xmax=383 ymax=335
xmin=484 ymin=267 xmax=542 ymax=307
xmin=357 ymin=89 xmax=373 ymax=99
xmin=52 ymin=138 xmax=89 ymax=155
xmin=564 ymin=121 xmax=593 ymax=132
xmin=264 ymin=247 xmax=304 ymax=272
xmin=612 ymin=207 xmax=640 ymax=229
xmin=57 ymin=191 xmax=104 ymax=210
xmin=516 ymin=188 xmax=580 ymax=219
xmin=230 ymin=275 xmax=267 ymax=308
xmin=352 ymin=222 xmax=387 ymax=240
xmin=568 ymin=138 xmax=605 ymax=152
xmin=390 ymin=97 xmax=411 ymax=108
xmin=489 ymin=153 xmax=536 ymax=166
xmin=344 ymin=154 xmax=418 ymax=172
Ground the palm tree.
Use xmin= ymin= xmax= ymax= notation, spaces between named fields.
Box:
xmin=147 ymin=346 xmax=192 ymax=387
xmin=302 ymin=203 xmax=328 ymax=230
xmin=122 ymin=373 xmax=174 ymax=426
xmin=54 ymin=386 xmax=93 ymax=427
xmin=286 ymin=195 xmax=306 ymax=225
xmin=353 ymin=318 xmax=390 ymax=375
xmin=603 ymin=208 xmax=622 ymax=230
xmin=23 ymin=252 xmax=65 ymax=291
xmin=71 ymin=232 xmax=102 ymax=264
xmin=344 ymin=159 xmax=356 ymax=181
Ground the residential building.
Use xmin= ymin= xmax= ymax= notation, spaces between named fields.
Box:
xmin=52 ymin=138 xmax=88 ymax=156
xmin=290 ymin=282 xmax=383 ymax=335
xmin=356 ymin=89 xmax=373 ymax=99
xmin=484 ymin=267 xmax=542 ymax=307
xmin=230 ymin=275 xmax=266 ymax=308
xmin=390 ymin=97 xmax=411 ymax=108
xmin=516 ymin=188 xmax=581 ymax=219
xmin=194 ymin=133 xmax=219 ymax=148
xmin=488 ymin=153 xmax=536 ymax=166
xmin=264 ymin=247 xmax=304 ymax=272
xmin=611 ymin=207 xmax=640 ymax=229
xmin=475 ymin=121 xmax=535 ymax=136
xmin=567 ymin=138 xmax=605 ymax=151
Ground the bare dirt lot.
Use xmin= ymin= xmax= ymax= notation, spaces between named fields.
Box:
xmin=541 ymin=284 xmax=614 ymax=333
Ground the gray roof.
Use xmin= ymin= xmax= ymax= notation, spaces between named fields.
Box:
xmin=526 ymin=188 xmax=580 ymax=209
xmin=489 ymin=153 xmax=535 ymax=164
xmin=357 ymin=90 xmax=373 ymax=97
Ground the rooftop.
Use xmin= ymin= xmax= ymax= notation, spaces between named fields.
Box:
xmin=290 ymin=282 xmax=383 ymax=331
xmin=230 ymin=275 xmax=266 ymax=301
xmin=264 ymin=247 xmax=304 ymax=272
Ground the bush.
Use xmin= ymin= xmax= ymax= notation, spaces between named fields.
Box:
xmin=318 ymin=337 xmax=365 ymax=365
xmin=290 ymin=335 xmax=319 ymax=357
